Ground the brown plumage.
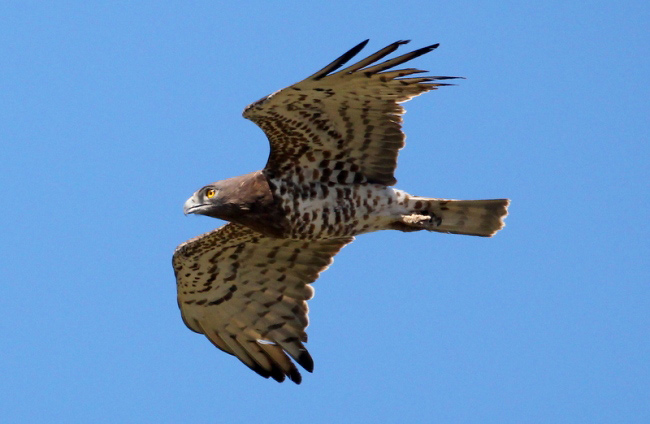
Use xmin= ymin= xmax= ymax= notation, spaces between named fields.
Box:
xmin=173 ymin=40 xmax=509 ymax=384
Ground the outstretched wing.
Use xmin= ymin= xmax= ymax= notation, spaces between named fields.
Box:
xmin=243 ymin=40 xmax=460 ymax=186
xmin=173 ymin=223 xmax=353 ymax=384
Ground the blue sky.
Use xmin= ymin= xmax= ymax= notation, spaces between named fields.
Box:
xmin=2 ymin=1 xmax=648 ymax=422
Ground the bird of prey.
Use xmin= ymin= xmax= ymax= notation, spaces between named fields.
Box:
xmin=173 ymin=40 xmax=509 ymax=384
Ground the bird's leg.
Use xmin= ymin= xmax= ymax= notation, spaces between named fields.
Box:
xmin=402 ymin=213 xmax=431 ymax=226
xmin=402 ymin=213 xmax=442 ymax=230
xmin=389 ymin=213 xmax=442 ymax=232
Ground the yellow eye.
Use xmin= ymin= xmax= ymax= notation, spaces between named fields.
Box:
xmin=206 ymin=188 xmax=216 ymax=199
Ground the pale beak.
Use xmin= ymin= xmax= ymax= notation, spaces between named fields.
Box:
xmin=183 ymin=195 xmax=200 ymax=216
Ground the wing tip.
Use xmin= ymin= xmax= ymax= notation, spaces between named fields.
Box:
xmin=288 ymin=367 xmax=303 ymax=384
xmin=311 ymin=39 xmax=371 ymax=81
xmin=297 ymin=350 xmax=315 ymax=373
xmin=408 ymin=42 xmax=441 ymax=60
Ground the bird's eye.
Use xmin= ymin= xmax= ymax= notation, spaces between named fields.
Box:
xmin=206 ymin=189 xmax=216 ymax=199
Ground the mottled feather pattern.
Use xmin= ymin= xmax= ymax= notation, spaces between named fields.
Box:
xmin=174 ymin=40 xmax=509 ymax=384
xmin=244 ymin=40 xmax=460 ymax=187
xmin=269 ymin=179 xmax=413 ymax=239
xmin=173 ymin=223 xmax=352 ymax=383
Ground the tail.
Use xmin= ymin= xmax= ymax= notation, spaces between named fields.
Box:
xmin=421 ymin=198 xmax=510 ymax=237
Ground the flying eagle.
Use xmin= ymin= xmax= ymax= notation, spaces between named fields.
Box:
xmin=173 ymin=40 xmax=509 ymax=384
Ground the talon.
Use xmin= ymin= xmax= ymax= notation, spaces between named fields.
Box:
xmin=402 ymin=214 xmax=430 ymax=225
xmin=401 ymin=213 xmax=441 ymax=229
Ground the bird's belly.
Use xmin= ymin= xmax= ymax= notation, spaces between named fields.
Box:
xmin=275 ymin=182 xmax=406 ymax=239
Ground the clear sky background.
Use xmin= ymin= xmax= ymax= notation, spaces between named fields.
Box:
xmin=2 ymin=1 xmax=648 ymax=423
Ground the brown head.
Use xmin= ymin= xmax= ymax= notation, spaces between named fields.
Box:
xmin=182 ymin=171 xmax=285 ymax=235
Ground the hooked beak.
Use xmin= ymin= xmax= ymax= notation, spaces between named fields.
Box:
xmin=183 ymin=194 xmax=201 ymax=216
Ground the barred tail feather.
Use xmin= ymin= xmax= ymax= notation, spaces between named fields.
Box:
xmin=426 ymin=198 xmax=510 ymax=237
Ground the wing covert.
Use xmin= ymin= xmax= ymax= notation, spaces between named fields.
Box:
xmin=243 ymin=40 xmax=461 ymax=186
xmin=173 ymin=223 xmax=352 ymax=384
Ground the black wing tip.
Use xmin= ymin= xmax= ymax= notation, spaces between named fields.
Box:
xmin=431 ymin=76 xmax=465 ymax=80
xmin=429 ymin=75 xmax=466 ymax=86
xmin=251 ymin=353 xmax=311 ymax=384
xmin=250 ymin=362 xmax=273 ymax=380
xmin=356 ymin=39 xmax=370 ymax=49
xmin=297 ymin=350 xmax=314 ymax=373
xmin=354 ymin=38 xmax=411 ymax=47
xmin=270 ymin=369 xmax=286 ymax=383
xmin=312 ymin=39 xmax=444 ymax=81
xmin=312 ymin=39 xmax=371 ymax=81
xmin=409 ymin=43 xmax=441 ymax=58
xmin=249 ymin=360 xmax=300 ymax=384
xmin=288 ymin=367 xmax=303 ymax=384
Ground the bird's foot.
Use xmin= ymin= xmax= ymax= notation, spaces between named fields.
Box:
xmin=400 ymin=213 xmax=442 ymax=230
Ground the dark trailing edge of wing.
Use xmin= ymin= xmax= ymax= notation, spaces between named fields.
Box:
xmin=308 ymin=39 xmax=465 ymax=82
xmin=217 ymin=327 xmax=314 ymax=385
xmin=240 ymin=348 xmax=310 ymax=384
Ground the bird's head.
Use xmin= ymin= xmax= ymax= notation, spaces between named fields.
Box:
xmin=183 ymin=183 xmax=225 ymax=218
xmin=183 ymin=172 xmax=266 ymax=221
